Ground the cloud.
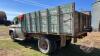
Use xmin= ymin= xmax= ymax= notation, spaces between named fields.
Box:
xmin=7 ymin=15 xmax=15 ymax=20
xmin=0 ymin=8 xmax=21 ymax=20
xmin=2 ymin=10 xmax=23 ymax=20
xmin=13 ymin=0 xmax=50 ymax=8
xmin=1 ymin=0 xmax=50 ymax=20
xmin=5 ymin=11 xmax=20 ymax=15
xmin=0 ymin=9 xmax=21 ymax=15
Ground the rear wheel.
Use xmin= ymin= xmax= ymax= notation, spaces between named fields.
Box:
xmin=38 ymin=37 xmax=57 ymax=54
xmin=66 ymin=38 xmax=72 ymax=46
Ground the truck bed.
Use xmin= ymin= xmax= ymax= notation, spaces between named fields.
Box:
xmin=20 ymin=3 xmax=91 ymax=37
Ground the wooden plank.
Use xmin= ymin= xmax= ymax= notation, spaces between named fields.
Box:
xmin=40 ymin=10 xmax=48 ymax=33
xmin=30 ymin=12 xmax=37 ymax=33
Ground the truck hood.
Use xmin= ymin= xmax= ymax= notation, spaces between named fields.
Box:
xmin=9 ymin=25 xmax=17 ymax=28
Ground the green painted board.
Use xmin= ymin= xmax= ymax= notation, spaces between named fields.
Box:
xmin=40 ymin=10 xmax=48 ymax=33
xmin=30 ymin=12 xmax=36 ymax=33
xmin=21 ymin=3 xmax=75 ymax=35
xmin=25 ymin=13 xmax=31 ymax=33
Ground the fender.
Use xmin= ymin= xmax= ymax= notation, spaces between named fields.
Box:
xmin=9 ymin=25 xmax=16 ymax=35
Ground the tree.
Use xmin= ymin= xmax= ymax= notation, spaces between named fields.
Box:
xmin=0 ymin=11 xmax=7 ymax=21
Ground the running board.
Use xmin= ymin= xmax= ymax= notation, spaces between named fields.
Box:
xmin=15 ymin=38 xmax=25 ymax=41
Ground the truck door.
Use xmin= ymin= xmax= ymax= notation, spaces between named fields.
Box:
xmin=14 ymin=18 xmax=25 ymax=40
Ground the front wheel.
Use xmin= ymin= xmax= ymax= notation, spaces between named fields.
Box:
xmin=38 ymin=37 xmax=57 ymax=54
xmin=10 ymin=32 xmax=17 ymax=41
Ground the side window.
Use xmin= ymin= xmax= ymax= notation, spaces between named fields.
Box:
xmin=15 ymin=20 xmax=19 ymax=24
xmin=14 ymin=19 xmax=19 ymax=25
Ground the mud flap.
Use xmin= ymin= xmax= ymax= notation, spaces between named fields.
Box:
xmin=73 ymin=38 xmax=77 ymax=43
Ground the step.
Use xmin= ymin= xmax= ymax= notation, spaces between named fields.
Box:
xmin=15 ymin=38 xmax=24 ymax=41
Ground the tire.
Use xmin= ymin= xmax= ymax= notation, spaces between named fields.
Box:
xmin=66 ymin=38 xmax=72 ymax=46
xmin=38 ymin=37 xmax=57 ymax=54
xmin=10 ymin=32 xmax=17 ymax=41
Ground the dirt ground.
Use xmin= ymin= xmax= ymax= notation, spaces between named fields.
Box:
xmin=0 ymin=26 xmax=23 ymax=56
xmin=0 ymin=48 xmax=23 ymax=56
xmin=0 ymin=26 xmax=100 ymax=56
xmin=79 ymin=32 xmax=100 ymax=48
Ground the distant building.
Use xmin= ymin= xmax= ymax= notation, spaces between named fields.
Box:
xmin=0 ymin=11 xmax=7 ymax=21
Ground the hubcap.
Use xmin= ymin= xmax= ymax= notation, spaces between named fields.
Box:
xmin=38 ymin=38 xmax=50 ymax=53
xmin=40 ymin=40 xmax=48 ymax=50
xmin=11 ymin=32 xmax=16 ymax=39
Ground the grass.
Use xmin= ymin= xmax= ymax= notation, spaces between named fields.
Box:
xmin=0 ymin=25 xmax=100 ymax=56
xmin=0 ymin=25 xmax=47 ymax=56
xmin=0 ymin=40 xmax=48 ymax=56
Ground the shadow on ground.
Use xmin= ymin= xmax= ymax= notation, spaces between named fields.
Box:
xmin=15 ymin=40 xmax=100 ymax=56
xmin=49 ymin=44 xmax=100 ymax=56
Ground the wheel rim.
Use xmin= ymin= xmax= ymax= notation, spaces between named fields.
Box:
xmin=11 ymin=33 xmax=14 ymax=39
xmin=40 ymin=40 xmax=48 ymax=50
xmin=38 ymin=38 xmax=50 ymax=53
xmin=11 ymin=32 xmax=16 ymax=39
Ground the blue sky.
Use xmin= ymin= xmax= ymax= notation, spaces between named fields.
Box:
xmin=0 ymin=0 xmax=95 ymax=21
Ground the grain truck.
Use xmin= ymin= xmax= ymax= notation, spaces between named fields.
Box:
xmin=9 ymin=3 xmax=92 ymax=54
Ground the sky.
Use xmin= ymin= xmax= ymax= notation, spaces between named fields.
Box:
xmin=0 ymin=0 xmax=95 ymax=21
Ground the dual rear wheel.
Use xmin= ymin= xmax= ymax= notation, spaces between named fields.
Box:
xmin=38 ymin=37 xmax=57 ymax=54
xmin=38 ymin=37 xmax=71 ymax=54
